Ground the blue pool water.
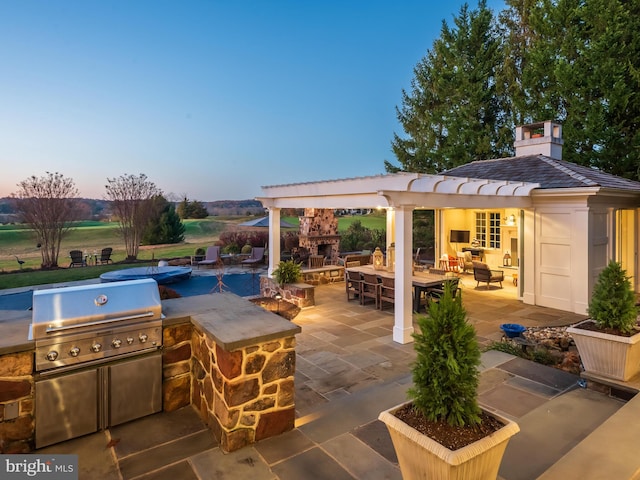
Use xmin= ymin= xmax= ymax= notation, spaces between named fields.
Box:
xmin=0 ymin=273 xmax=262 ymax=311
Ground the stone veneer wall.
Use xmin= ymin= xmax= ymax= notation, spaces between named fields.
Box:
xmin=162 ymin=322 xmax=193 ymax=412
xmin=260 ymin=276 xmax=315 ymax=308
xmin=0 ymin=351 xmax=34 ymax=453
xmin=298 ymin=208 xmax=340 ymax=258
xmin=190 ymin=325 xmax=296 ymax=452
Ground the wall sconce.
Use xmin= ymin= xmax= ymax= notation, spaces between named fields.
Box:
xmin=387 ymin=243 xmax=395 ymax=273
xmin=373 ymin=247 xmax=384 ymax=271
xmin=503 ymin=214 xmax=516 ymax=227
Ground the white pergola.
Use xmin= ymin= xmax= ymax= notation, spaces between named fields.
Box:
xmin=258 ymin=172 xmax=539 ymax=344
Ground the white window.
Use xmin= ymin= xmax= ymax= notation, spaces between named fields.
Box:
xmin=475 ymin=212 xmax=501 ymax=248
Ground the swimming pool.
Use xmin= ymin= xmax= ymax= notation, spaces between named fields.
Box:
xmin=167 ymin=273 xmax=262 ymax=298
xmin=0 ymin=273 xmax=262 ymax=311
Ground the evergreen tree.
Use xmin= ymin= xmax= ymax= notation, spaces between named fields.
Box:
xmin=177 ymin=196 xmax=209 ymax=219
xmin=143 ymin=196 xmax=185 ymax=245
xmin=409 ymin=282 xmax=481 ymax=427
xmin=387 ymin=1 xmax=510 ymax=173
xmin=389 ymin=0 xmax=640 ymax=181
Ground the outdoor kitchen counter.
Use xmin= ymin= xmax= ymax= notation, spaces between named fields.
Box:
xmin=0 ymin=310 xmax=32 ymax=355
xmin=0 ymin=292 xmax=302 ymax=356
xmin=162 ymin=292 xmax=301 ymax=350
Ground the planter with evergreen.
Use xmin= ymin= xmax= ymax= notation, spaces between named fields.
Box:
xmin=379 ymin=282 xmax=519 ymax=479
xmin=567 ymin=261 xmax=640 ymax=381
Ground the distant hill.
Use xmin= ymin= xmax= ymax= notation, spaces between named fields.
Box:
xmin=0 ymin=197 xmax=265 ymax=223
xmin=204 ymin=199 xmax=264 ymax=216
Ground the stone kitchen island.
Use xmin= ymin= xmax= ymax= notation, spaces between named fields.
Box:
xmin=0 ymin=292 xmax=301 ymax=453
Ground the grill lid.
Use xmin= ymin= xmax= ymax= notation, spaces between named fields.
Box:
xmin=31 ymin=278 xmax=162 ymax=339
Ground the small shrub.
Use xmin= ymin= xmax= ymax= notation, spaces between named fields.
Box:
xmin=194 ymin=247 xmax=206 ymax=256
xmin=587 ymin=261 xmax=638 ymax=334
xmin=223 ymin=243 xmax=240 ymax=254
xmin=409 ymin=283 xmax=481 ymax=427
xmin=273 ymin=260 xmax=302 ymax=285
xmin=241 ymin=244 xmax=253 ymax=254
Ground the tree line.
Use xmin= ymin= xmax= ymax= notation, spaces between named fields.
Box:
xmin=11 ymin=172 xmax=208 ymax=268
xmin=387 ymin=0 xmax=640 ymax=180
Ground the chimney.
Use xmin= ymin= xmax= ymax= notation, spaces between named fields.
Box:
xmin=514 ymin=120 xmax=563 ymax=160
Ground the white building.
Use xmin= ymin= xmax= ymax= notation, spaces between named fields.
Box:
xmin=258 ymin=121 xmax=640 ymax=344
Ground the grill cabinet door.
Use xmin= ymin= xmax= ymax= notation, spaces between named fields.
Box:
xmin=107 ymin=351 xmax=162 ymax=426
xmin=35 ymin=368 xmax=99 ymax=448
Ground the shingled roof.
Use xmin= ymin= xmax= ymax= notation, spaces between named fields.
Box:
xmin=442 ymin=155 xmax=640 ymax=192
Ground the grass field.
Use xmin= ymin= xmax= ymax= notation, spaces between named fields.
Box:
xmin=0 ymin=214 xmax=386 ymax=290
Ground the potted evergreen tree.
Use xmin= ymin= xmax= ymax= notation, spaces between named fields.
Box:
xmin=378 ymin=282 xmax=519 ymax=479
xmin=567 ymin=261 xmax=640 ymax=381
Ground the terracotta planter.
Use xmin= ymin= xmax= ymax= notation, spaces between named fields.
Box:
xmin=379 ymin=402 xmax=519 ymax=480
xmin=567 ymin=320 xmax=640 ymax=381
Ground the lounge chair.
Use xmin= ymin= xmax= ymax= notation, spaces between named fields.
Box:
xmin=197 ymin=246 xmax=221 ymax=268
xmin=241 ymin=247 xmax=265 ymax=268
xmin=69 ymin=250 xmax=85 ymax=268
xmin=473 ymin=261 xmax=504 ymax=289
xmin=98 ymin=247 xmax=113 ymax=265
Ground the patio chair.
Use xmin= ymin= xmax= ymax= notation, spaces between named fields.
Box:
xmin=308 ymin=255 xmax=325 ymax=269
xmin=197 ymin=246 xmax=221 ymax=268
xmin=360 ymin=273 xmax=380 ymax=308
xmin=69 ymin=250 xmax=85 ymax=268
xmin=379 ymin=276 xmax=395 ymax=311
xmin=425 ymin=278 xmax=460 ymax=305
xmin=241 ymin=247 xmax=265 ymax=268
xmin=345 ymin=269 xmax=362 ymax=301
xmin=98 ymin=247 xmax=113 ymax=265
xmin=457 ymin=251 xmax=474 ymax=274
xmin=473 ymin=262 xmax=504 ymax=289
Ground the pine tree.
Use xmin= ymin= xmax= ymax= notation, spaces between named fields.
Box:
xmin=409 ymin=282 xmax=482 ymax=427
xmin=387 ymin=0 xmax=511 ymax=173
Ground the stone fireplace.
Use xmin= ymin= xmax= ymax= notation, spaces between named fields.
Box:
xmin=298 ymin=208 xmax=341 ymax=260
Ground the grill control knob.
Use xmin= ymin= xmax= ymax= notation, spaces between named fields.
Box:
xmin=91 ymin=343 xmax=102 ymax=353
xmin=112 ymin=339 xmax=122 ymax=348
xmin=139 ymin=333 xmax=148 ymax=343
xmin=126 ymin=337 xmax=134 ymax=345
xmin=69 ymin=347 xmax=80 ymax=357
xmin=46 ymin=351 xmax=59 ymax=361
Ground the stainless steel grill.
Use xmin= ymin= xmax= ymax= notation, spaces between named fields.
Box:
xmin=31 ymin=278 xmax=163 ymax=372
xmin=30 ymin=278 xmax=164 ymax=448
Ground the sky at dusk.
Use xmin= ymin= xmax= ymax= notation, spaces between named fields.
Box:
xmin=1 ymin=0 xmax=506 ymax=202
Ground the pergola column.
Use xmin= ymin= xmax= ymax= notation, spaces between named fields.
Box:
xmin=392 ymin=206 xmax=414 ymax=344
xmin=267 ymin=208 xmax=281 ymax=277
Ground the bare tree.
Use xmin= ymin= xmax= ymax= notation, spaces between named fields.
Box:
xmin=13 ymin=172 xmax=79 ymax=268
xmin=105 ymin=174 xmax=161 ymax=260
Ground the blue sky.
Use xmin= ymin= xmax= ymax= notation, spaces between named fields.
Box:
xmin=1 ymin=0 xmax=505 ymax=201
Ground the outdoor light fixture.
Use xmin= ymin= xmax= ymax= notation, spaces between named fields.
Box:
xmin=503 ymin=251 xmax=512 ymax=267
xmin=373 ymin=247 xmax=384 ymax=271
xmin=387 ymin=243 xmax=395 ymax=273
xmin=503 ymin=214 xmax=516 ymax=227
xmin=274 ymin=293 xmax=283 ymax=313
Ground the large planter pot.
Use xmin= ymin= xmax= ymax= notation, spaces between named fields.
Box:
xmin=567 ymin=319 xmax=640 ymax=381
xmin=379 ymin=402 xmax=519 ymax=480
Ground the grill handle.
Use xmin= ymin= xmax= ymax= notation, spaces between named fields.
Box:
xmin=45 ymin=311 xmax=156 ymax=334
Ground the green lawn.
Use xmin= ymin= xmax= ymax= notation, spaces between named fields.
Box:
xmin=0 ymin=214 xmax=386 ymax=290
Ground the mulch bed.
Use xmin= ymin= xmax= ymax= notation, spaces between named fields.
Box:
xmin=393 ymin=404 xmax=504 ymax=451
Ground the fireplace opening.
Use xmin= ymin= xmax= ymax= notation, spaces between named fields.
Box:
xmin=317 ymin=244 xmax=333 ymax=259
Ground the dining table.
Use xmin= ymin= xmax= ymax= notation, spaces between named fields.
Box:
xmin=345 ymin=264 xmax=451 ymax=312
